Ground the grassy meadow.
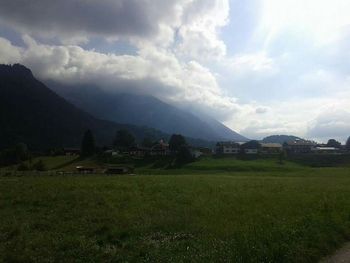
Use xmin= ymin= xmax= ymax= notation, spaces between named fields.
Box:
xmin=1 ymin=156 xmax=350 ymax=262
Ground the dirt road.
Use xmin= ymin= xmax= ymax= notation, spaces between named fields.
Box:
xmin=320 ymin=243 xmax=350 ymax=263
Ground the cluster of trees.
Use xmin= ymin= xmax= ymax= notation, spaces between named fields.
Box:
xmin=0 ymin=143 xmax=30 ymax=167
xmin=0 ymin=143 xmax=46 ymax=171
xmin=326 ymin=139 xmax=342 ymax=148
xmin=169 ymin=134 xmax=194 ymax=164
xmin=325 ymin=138 xmax=350 ymax=150
xmin=80 ymin=129 xmax=194 ymax=164
xmin=324 ymin=138 xmax=350 ymax=149
xmin=80 ymin=129 xmax=137 ymax=157
xmin=113 ymin=130 xmax=136 ymax=150
xmin=17 ymin=159 xmax=46 ymax=171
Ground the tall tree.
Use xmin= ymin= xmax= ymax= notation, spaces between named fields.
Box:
xmin=176 ymin=145 xmax=194 ymax=165
xmin=14 ymin=143 xmax=29 ymax=162
xmin=113 ymin=130 xmax=135 ymax=150
xmin=346 ymin=137 xmax=350 ymax=151
xmin=169 ymin=134 xmax=187 ymax=153
xmin=81 ymin=130 xmax=96 ymax=157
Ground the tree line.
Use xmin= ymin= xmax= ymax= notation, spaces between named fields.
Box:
xmin=0 ymin=143 xmax=46 ymax=170
xmin=2 ymin=131 xmax=350 ymax=169
xmin=81 ymin=129 xmax=195 ymax=164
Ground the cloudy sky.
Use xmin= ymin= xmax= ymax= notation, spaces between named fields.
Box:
xmin=0 ymin=0 xmax=349 ymax=142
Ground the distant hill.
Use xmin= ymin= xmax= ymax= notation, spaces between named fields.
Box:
xmin=0 ymin=64 xmax=212 ymax=150
xmin=47 ymin=82 xmax=248 ymax=142
xmin=262 ymin=135 xmax=302 ymax=144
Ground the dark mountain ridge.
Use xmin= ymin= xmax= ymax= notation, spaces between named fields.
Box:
xmin=47 ymin=82 xmax=248 ymax=142
xmin=0 ymin=64 xmax=212 ymax=150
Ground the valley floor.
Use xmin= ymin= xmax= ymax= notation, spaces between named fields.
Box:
xmin=1 ymin=157 xmax=350 ymax=262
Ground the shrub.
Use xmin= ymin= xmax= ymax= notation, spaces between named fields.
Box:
xmin=17 ymin=162 xmax=29 ymax=171
xmin=32 ymin=160 xmax=46 ymax=171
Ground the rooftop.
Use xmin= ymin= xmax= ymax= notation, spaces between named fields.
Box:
xmin=260 ymin=143 xmax=282 ymax=148
xmin=216 ymin=141 xmax=240 ymax=147
xmin=285 ymin=140 xmax=316 ymax=146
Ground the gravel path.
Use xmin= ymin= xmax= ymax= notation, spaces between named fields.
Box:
xmin=320 ymin=243 xmax=350 ymax=263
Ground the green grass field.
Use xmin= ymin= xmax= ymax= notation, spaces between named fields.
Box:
xmin=1 ymin=156 xmax=350 ymax=262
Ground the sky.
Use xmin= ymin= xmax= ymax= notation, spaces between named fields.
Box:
xmin=0 ymin=0 xmax=349 ymax=143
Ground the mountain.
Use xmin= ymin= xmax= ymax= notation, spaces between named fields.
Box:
xmin=262 ymin=135 xmax=302 ymax=144
xmin=0 ymin=64 xmax=211 ymax=150
xmin=47 ymin=82 xmax=248 ymax=142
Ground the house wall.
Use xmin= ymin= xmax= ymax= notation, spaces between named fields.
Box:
xmin=245 ymin=149 xmax=258 ymax=154
xmin=223 ymin=146 xmax=240 ymax=154
xmin=285 ymin=145 xmax=313 ymax=154
xmin=261 ymin=147 xmax=282 ymax=154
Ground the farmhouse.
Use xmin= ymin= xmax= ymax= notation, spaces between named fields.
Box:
xmin=260 ymin=143 xmax=282 ymax=154
xmin=216 ymin=141 xmax=240 ymax=154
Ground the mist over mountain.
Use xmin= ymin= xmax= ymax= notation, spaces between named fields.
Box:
xmin=0 ymin=64 xmax=212 ymax=150
xmin=47 ymin=82 xmax=248 ymax=142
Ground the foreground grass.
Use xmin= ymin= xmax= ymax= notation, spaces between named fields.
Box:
xmin=1 ymin=168 xmax=350 ymax=262
xmin=134 ymin=156 xmax=306 ymax=175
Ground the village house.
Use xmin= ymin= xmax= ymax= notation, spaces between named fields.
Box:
xmin=241 ymin=140 xmax=260 ymax=154
xmin=198 ymin=147 xmax=213 ymax=156
xmin=245 ymin=148 xmax=258 ymax=154
xmin=260 ymin=143 xmax=282 ymax=154
xmin=190 ymin=148 xmax=203 ymax=159
xmin=63 ymin=148 xmax=80 ymax=156
xmin=311 ymin=146 xmax=340 ymax=154
xmin=215 ymin=141 xmax=240 ymax=155
xmin=75 ymin=166 xmax=96 ymax=173
xmin=104 ymin=166 xmax=134 ymax=175
xmin=128 ymin=146 xmax=151 ymax=157
xmin=150 ymin=139 xmax=170 ymax=156
xmin=104 ymin=149 xmax=118 ymax=156
xmin=283 ymin=140 xmax=316 ymax=154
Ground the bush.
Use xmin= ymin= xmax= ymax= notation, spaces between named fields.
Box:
xmin=278 ymin=151 xmax=287 ymax=164
xmin=17 ymin=162 xmax=29 ymax=171
xmin=32 ymin=160 xmax=46 ymax=171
